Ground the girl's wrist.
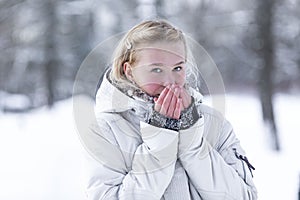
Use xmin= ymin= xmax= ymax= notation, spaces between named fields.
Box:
xmin=146 ymin=109 xmax=181 ymax=131
xmin=145 ymin=97 xmax=200 ymax=131
xmin=179 ymin=97 xmax=200 ymax=130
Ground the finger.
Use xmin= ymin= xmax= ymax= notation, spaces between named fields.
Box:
xmin=166 ymin=87 xmax=179 ymax=117
xmin=155 ymin=85 xmax=170 ymax=106
xmin=173 ymin=85 xmax=180 ymax=98
xmin=161 ymin=85 xmax=174 ymax=115
xmin=180 ymin=88 xmax=192 ymax=109
xmin=154 ymin=98 xmax=162 ymax=112
xmin=154 ymin=86 xmax=170 ymax=112
xmin=173 ymin=98 xmax=182 ymax=119
xmin=171 ymin=87 xmax=180 ymax=117
xmin=179 ymin=88 xmax=188 ymax=107
xmin=180 ymin=100 xmax=185 ymax=111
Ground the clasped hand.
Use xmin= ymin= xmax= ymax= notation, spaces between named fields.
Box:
xmin=154 ymin=84 xmax=192 ymax=120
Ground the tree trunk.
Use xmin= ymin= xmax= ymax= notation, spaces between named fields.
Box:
xmin=256 ymin=0 xmax=280 ymax=151
xmin=155 ymin=0 xmax=165 ymax=18
xmin=43 ymin=0 xmax=57 ymax=108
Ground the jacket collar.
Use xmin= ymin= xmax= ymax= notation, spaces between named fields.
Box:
xmin=95 ymin=70 xmax=152 ymax=114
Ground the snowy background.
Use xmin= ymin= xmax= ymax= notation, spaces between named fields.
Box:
xmin=0 ymin=93 xmax=299 ymax=200
xmin=1 ymin=0 xmax=299 ymax=199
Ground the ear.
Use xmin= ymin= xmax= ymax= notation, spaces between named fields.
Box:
xmin=123 ymin=62 xmax=134 ymax=81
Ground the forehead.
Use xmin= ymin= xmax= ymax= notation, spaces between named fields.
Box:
xmin=135 ymin=41 xmax=185 ymax=66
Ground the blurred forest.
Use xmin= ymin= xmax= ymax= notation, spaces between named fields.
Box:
xmin=1 ymin=0 xmax=300 ymax=149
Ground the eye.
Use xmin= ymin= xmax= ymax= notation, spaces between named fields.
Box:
xmin=173 ymin=66 xmax=183 ymax=72
xmin=151 ymin=68 xmax=162 ymax=73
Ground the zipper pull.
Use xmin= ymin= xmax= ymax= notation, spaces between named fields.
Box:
xmin=233 ymin=148 xmax=255 ymax=177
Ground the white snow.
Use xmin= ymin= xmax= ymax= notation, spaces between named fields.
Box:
xmin=0 ymin=91 xmax=31 ymax=110
xmin=224 ymin=94 xmax=300 ymax=200
xmin=0 ymin=93 xmax=299 ymax=199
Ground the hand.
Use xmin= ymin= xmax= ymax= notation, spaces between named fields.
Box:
xmin=154 ymin=84 xmax=182 ymax=119
xmin=179 ymin=87 xmax=192 ymax=110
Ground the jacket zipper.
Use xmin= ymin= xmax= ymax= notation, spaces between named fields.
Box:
xmin=233 ymin=148 xmax=255 ymax=177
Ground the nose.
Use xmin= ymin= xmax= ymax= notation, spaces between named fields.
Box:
xmin=162 ymin=74 xmax=177 ymax=86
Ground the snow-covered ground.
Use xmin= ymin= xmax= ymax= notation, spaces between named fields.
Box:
xmin=0 ymin=94 xmax=299 ymax=199
xmin=224 ymin=94 xmax=300 ymax=200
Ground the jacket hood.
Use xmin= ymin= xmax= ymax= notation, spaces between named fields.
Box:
xmin=95 ymin=71 xmax=140 ymax=114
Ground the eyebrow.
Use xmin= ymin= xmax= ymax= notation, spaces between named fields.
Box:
xmin=148 ymin=60 xmax=186 ymax=67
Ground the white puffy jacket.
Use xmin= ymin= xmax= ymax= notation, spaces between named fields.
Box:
xmin=80 ymin=71 xmax=258 ymax=200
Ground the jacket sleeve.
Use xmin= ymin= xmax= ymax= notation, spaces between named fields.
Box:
xmin=82 ymin=119 xmax=178 ymax=200
xmin=178 ymin=110 xmax=258 ymax=200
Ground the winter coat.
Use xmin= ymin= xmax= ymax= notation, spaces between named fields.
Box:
xmin=81 ymin=70 xmax=258 ymax=200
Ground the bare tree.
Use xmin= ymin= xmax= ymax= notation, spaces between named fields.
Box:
xmin=255 ymin=0 xmax=280 ymax=151
xmin=43 ymin=0 xmax=58 ymax=108
xmin=0 ymin=0 xmax=26 ymax=92
xmin=154 ymin=0 xmax=165 ymax=18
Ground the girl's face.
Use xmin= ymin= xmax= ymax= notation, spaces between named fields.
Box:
xmin=126 ymin=41 xmax=186 ymax=97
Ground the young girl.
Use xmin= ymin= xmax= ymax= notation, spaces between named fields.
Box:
xmin=82 ymin=20 xmax=258 ymax=199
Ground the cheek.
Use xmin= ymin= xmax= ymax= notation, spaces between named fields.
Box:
xmin=176 ymin=72 xmax=186 ymax=87
xmin=135 ymin=74 xmax=161 ymax=88
xmin=140 ymin=83 xmax=163 ymax=96
xmin=179 ymin=76 xmax=185 ymax=86
xmin=133 ymin=74 xmax=163 ymax=96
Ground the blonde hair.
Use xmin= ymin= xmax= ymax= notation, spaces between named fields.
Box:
xmin=110 ymin=19 xmax=198 ymax=90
